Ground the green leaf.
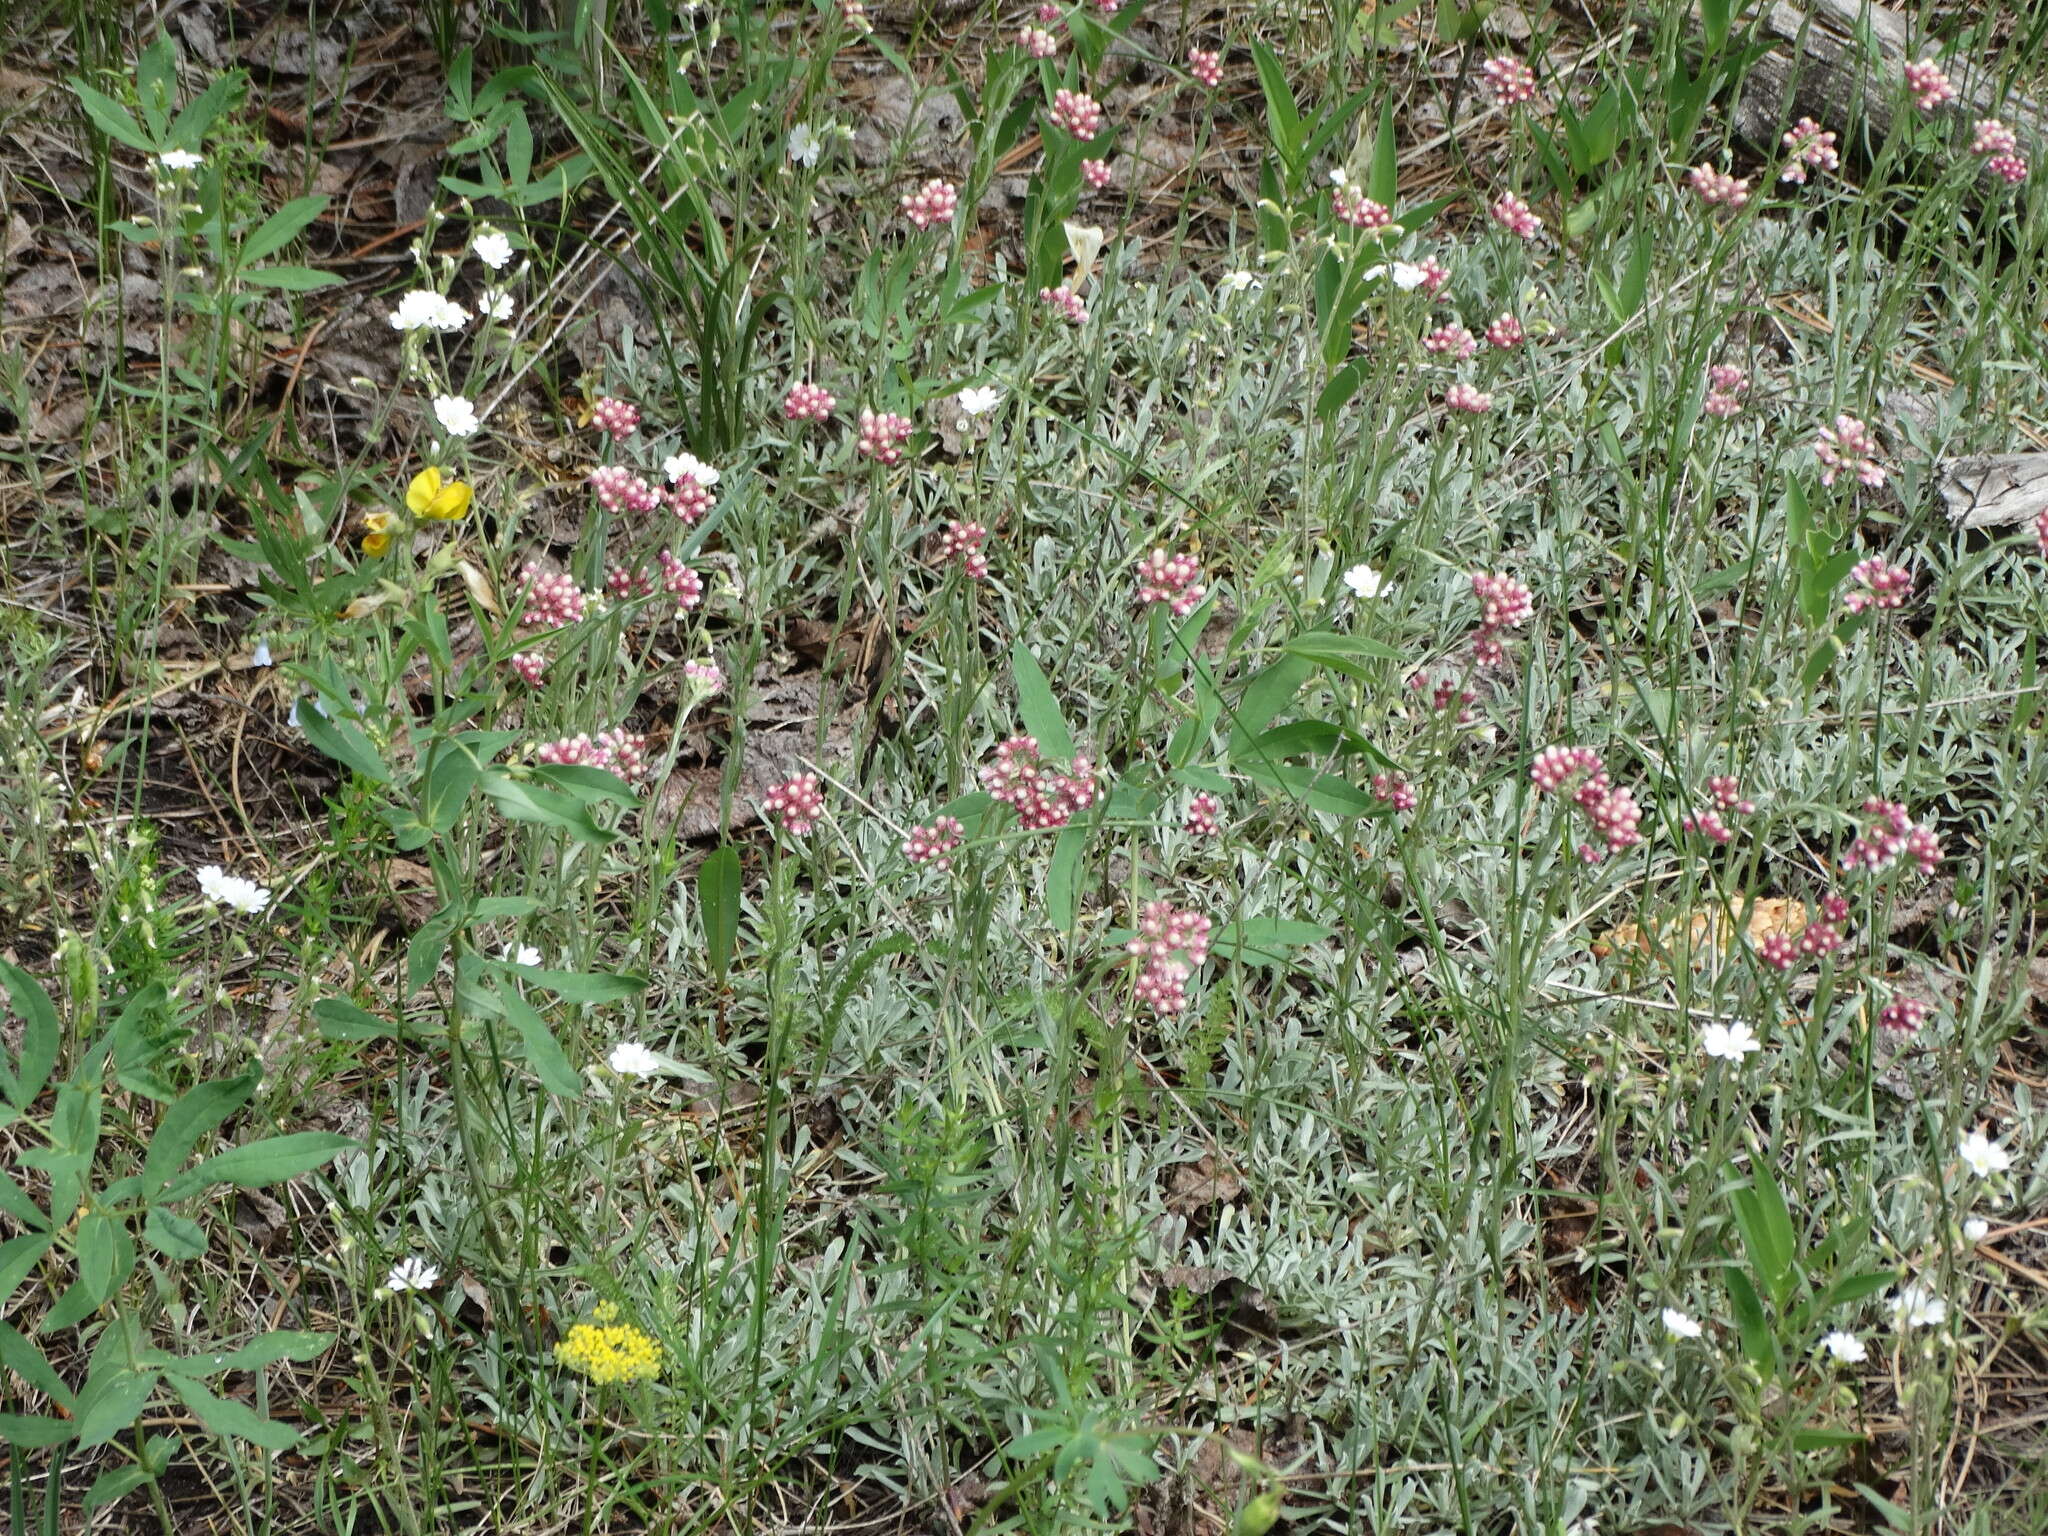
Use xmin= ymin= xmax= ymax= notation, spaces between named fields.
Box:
xmin=141 ymin=1070 xmax=258 ymax=1197
xmin=1226 ymin=652 xmax=1315 ymax=763
xmin=1010 ymin=641 xmax=1076 ymax=762
xmin=423 ymin=744 xmax=484 ymax=834
xmin=0 ymin=1320 xmax=72 ymax=1406
xmin=296 ymin=706 xmax=392 ymax=783
xmin=1792 ymin=1426 xmax=1865 ymax=1451
xmin=518 ymin=968 xmax=648 ymax=1004
xmin=0 ymin=1412 xmax=78 ymax=1448
xmin=0 ymin=1232 xmax=55 ymax=1309
xmin=1046 ymin=823 xmax=1088 ymax=933
xmin=0 ymin=958 xmax=62 ymax=1109
xmin=1283 ymin=629 xmax=1404 ymax=676
xmin=0 ymin=1170 xmax=44 ymax=1231
xmin=1366 ymin=98 xmax=1397 ymax=205
xmin=532 ymin=763 xmax=639 ymax=807
xmin=239 ymin=195 xmax=327 ymax=264
xmin=698 ymin=844 xmax=743 ymax=981
xmin=162 ymin=1330 xmax=333 ymax=1377
xmin=74 ymin=1363 xmax=162 ymax=1449
xmin=1212 ymin=918 xmax=1336 ymax=966
xmin=314 ymin=997 xmax=410 ymax=1042
xmin=1249 ymin=41 xmax=1304 ymax=173
xmin=1316 ymin=360 xmax=1366 ymax=422
xmin=1724 ymin=1268 xmax=1779 ymax=1379
xmin=240 ymin=264 xmax=344 ymax=292
xmin=83 ymin=1464 xmax=158 ymax=1513
xmin=407 ymin=904 xmax=462 ymax=998
xmin=166 ymin=1375 xmax=302 ymax=1449
xmin=490 ymin=983 xmax=585 ymax=1099
xmin=158 ymin=1132 xmax=354 ymax=1203
xmin=1812 ymin=1269 xmax=1895 ymax=1315
xmin=481 ymin=771 xmax=618 ymax=845
xmin=143 ymin=1207 xmax=209 ymax=1262
xmin=68 ymin=78 xmax=155 ymax=151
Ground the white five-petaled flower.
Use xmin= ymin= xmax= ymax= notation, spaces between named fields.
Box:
xmin=1888 ymin=1281 xmax=1947 ymax=1331
xmin=432 ymin=395 xmax=480 ymax=437
xmin=472 ymin=229 xmax=514 ymax=270
xmin=1216 ymin=270 xmax=1261 ymax=297
xmin=195 ymin=864 xmax=271 ymax=915
xmin=1820 ymin=1330 xmax=1867 ymax=1364
xmin=607 ymin=1041 xmax=662 ymax=1078
xmin=663 ymin=452 xmax=720 ymax=487
xmin=389 ymin=289 xmax=469 ymax=333
xmin=1962 ymin=1216 xmax=1990 ymax=1243
xmin=505 ymin=944 xmax=543 ymax=968
xmin=1342 ymin=563 xmax=1387 ymax=600
xmin=158 ymin=148 xmax=204 ymax=172
xmin=385 ymin=1257 xmax=440 ymax=1292
xmin=477 ymin=287 xmax=515 ymax=321
xmin=1699 ymin=1022 xmax=1761 ymax=1062
xmin=1363 ymin=261 xmax=1428 ymax=291
xmin=1957 ymin=1128 xmax=2012 ymax=1178
xmin=957 ymin=386 xmax=1002 ymax=416
xmin=1328 ymin=167 xmax=1351 ymax=187
xmin=788 ymin=123 xmax=826 ymax=166
xmin=1661 ymin=1307 xmax=1703 ymax=1339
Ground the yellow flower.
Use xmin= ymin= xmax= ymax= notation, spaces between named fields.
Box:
xmin=554 ymin=1304 xmax=662 ymax=1386
xmin=405 ymin=466 xmax=473 ymax=521
xmin=360 ymin=510 xmax=398 ymax=557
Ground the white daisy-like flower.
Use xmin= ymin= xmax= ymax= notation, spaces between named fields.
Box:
xmin=1819 ymin=1330 xmax=1867 ymax=1364
xmin=1699 ymin=1022 xmax=1761 ymax=1062
xmin=1328 ymin=167 xmax=1350 ymax=187
xmin=432 ymin=395 xmax=480 ymax=437
xmin=1341 ymin=563 xmax=1387 ymax=600
xmin=1957 ymin=1128 xmax=2012 ymax=1178
xmin=158 ymin=148 xmax=204 ymax=172
xmin=195 ymin=864 xmax=272 ymax=915
xmin=787 ymin=123 xmax=826 ymax=166
xmin=1661 ymin=1307 xmax=1703 ymax=1339
xmin=1962 ymin=1216 xmax=1990 ymax=1243
xmin=504 ymin=944 xmax=543 ymax=968
xmin=1216 ymin=270 xmax=1262 ymax=297
xmin=663 ymin=452 xmax=720 ymax=487
xmin=607 ymin=1041 xmax=662 ymax=1078
xmin=957 ymin=386 xmax=1002 ymax=416
xmin=1363 ymin=261 xmax=1428 ymax=291
xmin=385 ymin=1257 xmax=440 ymax=1292
xmin=389 ymin=289 xmax=468 ymax=333
xmin=477 ymin=287 xmax=515 ymax=321
xmin=472 ymin=229 xmax=514 ymax=270
xmin=1888 ymin=1281 xmax=1947 ymax=1331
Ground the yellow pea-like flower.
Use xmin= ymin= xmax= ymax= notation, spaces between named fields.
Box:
xmin=361 ymin=510 xmax=398 ymax=557
xmin=405 ymin=466 xmax=473 ymax=521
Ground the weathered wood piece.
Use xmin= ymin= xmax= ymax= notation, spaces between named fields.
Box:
xmin=1940 ymin=453 xmax=2048 ymax=530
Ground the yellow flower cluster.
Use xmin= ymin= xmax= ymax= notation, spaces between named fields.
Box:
xmin=361 ymin=467 xmax=473 ymax=557
xmin=553 ymin=1301 xmax=662 ymax=1386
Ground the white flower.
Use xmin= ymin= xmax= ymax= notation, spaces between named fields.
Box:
xmin=385 ymin=1257 xmax=440 ymax=1292
xmin=1957 ymin=1129 xmax=2012 ymax=1178
xmin=1888 ymin=1281 xmax=1947 ymax=1331
xmin=389 ymin=289 xmax=468 ymax=333
xmin=1962 ymin=1216 xmax=1990 ymax=1243
xmin=477 ymin=287 xmax=515 ymax=321
xmin=432 ymin=395 xmax=480 ymax=437
xmin=472 ymin=229 xmax=514 ymax=270
xmin=1362 ymin=261 xmax=1428 ymax=292
xmin=251 ymin=639 xmax=273 ymax=667
xmin=607 ymin=1041 xmax=662 ymax=1078
xmin=1820 ymin=1330 xmax=1867 ymax=1364
xmin=158 ymin=148 xmax=204 ymax=172
xmin=1341 ymin=563 xmax=1387 ymax=600
xmin=505 ymin=944 xmax=542 ymax=968
xmin=1661 ymin=1307 xmax=1703 ymax=1339
xmin=1328 ymin=167 xmax=1350 ymax=187
xmin=663 ymin=452 xmax=720 ymax=487
xmin=787 ymin=123 xmax=826 ymax=166
xmin=1699 ymin=1022 xmax=1761 ymax=1062
xmin=1216 ymin=270 xmax=1261 ymax=297
xmin=195 ymin=864 xmax=272 ymax=915
xmin=957 ymin=386 xmax=1002 ymax=416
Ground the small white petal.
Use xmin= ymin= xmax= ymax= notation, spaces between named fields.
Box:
xmin=1661 ymin=1307 xmax=1703 ymax=1339
xmin=1820 ymin=1330 xmax=1867 ymax=1363
xmin=607 ymin=1041 xmax=662 ymax=1078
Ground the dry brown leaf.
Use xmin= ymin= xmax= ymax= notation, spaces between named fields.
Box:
xmin=1593 ymin=897 xmax=1807 ymax=971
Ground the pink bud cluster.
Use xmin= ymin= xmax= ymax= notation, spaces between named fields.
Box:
xmin=509 ymin=651 xmax=546 ymax=686
xmin=1481 ymin=56 xmax=1538 ymax=105
xmin=1417 ymin=258 xmax=1451 ymax=298
xmin=1036 ymin=2 xmax=1058 ymax=17
xmin=535 ymin=728 xmax=649 ymax=781
xmin=939 ymin=520 xmax=990 ymax=579
xmin=1843 ymin=557 xmax=1912 ymax=613
xmin=589 ymin=396 xmax=640 ymax=441
xmin=1971 ymin=118 xmax=2029 ymax=183
xmin=1704 ymin=364 xmax=1749 ymax=418
xmin=841 ymin=0 xmax=871 ymax=32
xmin=1489 ymin=191 xmax=1540 ymax=239
xmin=1184 ymin=792 xmax=1221 ymax=836
xmin=1779 ymin=118 xmax=1839 ymax=184
xmin=1841 ymin=797 xmax=1941 ymax=878
xmin=1814 ymin=414 xmax=1887 ymax=489
xmin=1904 ymin=59 xmax=1956 ymax=113
xmin=1470 ymin=571 xmax=1532 ymax=665
xmin=1528 ymin=745 xmax=1642 ymax=861
xmin=1334 ymin=186 xmax=1393 ymax=230
xmin=1080 ymin=157 xmax=1113 ymax=189
xmin=1425 ymin=322 xmax=1478 ymax=360
xmin=1188 ymin=49 xmax=1223 ymax=88
xmin=1135 ymin=549 xmax=1205 ymax=617
xmin=763 ymin=773 xmax=827 ymax=834
xmin=1444 ymin=383 xmax=1493 ymax=415
xmin=899 ymin=179 xmax=959 ymax=229
xmin=1019 ymin=27 xmax=1058 ymax=59
xmin=1681 ymin=775 xmax=1757 ymax=843
xmin=856 ymin=409 xmax=915 ymax=464
xmin=605 ymin=562 xmax=656 ymax=600
xmin=902 ymin=816 xmax=965 ymax=869
xmin=979 ymin=735 xmax=1101 ymax=830
xmin=1372 ymin=773 xmax=1417 ymax=813
xmin=1126 ymin=900 xmax=1212 ymax=1016
xmin=683 ymin=658 xmax=723 ymax=694
xmin=657 ymin=548 xmax=704 ymax=612
xmin=1050 ymin=89 xmax=1104 ymax=141
xmin=2036 ymin=506 xmax=2048 ymax=558
xmin=589 ymin=464 xmax=660 ymax=513
xmin=668 ymin=477 xmax=713 ymax=523
xmin=520 ymin=562 xmax=588 ymax=630
xmin=1758 ymin=893 xmax=1851 ymax=971
xmin=1689 ymin=165 xmax=1750 ymax=208
xmin=1485 ymin=314 xmax=1524 ymax=349
xmin=1409 ymin=671 xmax=1477 ymax=724
xmin=1040 ymin=285 xmax=1089 ymax=325
xmin=782 ymin=381 xmax=836 ymax=423
xmin=1877 ymin=994 xmax=1929 ymax=1036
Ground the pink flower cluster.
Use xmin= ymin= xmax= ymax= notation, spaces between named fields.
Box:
xmin=508 ymin=650 xmax=546 ymax=686
xmin=657 ymin=548 xmax=704 ymax=613
xmin=903 ymin=816 xmax=965 ymax=869
xmin=979 ymin=735 xmax=1100 ymax=830
xmin=1485 ymin=314 xmax=1523 ymax=350
xmin=1972 ymin=118 xmax=2028 ymax=183
xmin=1135 ymin=549 xmax=1205 ymax=617
xmin=1843 ymin=557 xmax=1912 ymax=614
xmin=1444 ymin=383 xmax=1493 ymax=415
xmin=590 ymin=396 xmax=640 ymax=441
xmin=683 ymin=657 xmax=724 ymax=694
xmin=899 ymin=179 xmax=959 ymax=229
xmin=783 ymin=381 xmax=836 ymax=423
xmin=763 ymin=773 xmax=826 ymax=834
xmin=1019 ymin=27 xmax=1058 ymax=59
xmin=589 ymin=464 xmax=661 ymax=514
xmin=1481 ymin=56 xmax=1538 ymax=106
xmin=1184 ymin=792 xmax=1221 ymax=836
xmin=1755 ymin=893 xmax=1850 ymax=971
xmin=1528 ymin=745 xmax=1642 ymax=862
xmin=667 ymin=477 xmax=713 ymax=524
xmin=1188 ymin=49 xmax=1223 ymax=88
xmin=2036 ymin=506 xmax=2048 ymax=558
xmin=940 ymin=520 xmax=990 ymax=579
xmin=1126 ymin=900 xmax=1212 ymax=1016
xmin=1490 ymin=191 xmax=1540 ymax=239
xmin=1704 ymin=364 xmax=1748 ymax=418
xmin=520 ymin=562 xmax=588 ymax=630
xmin=1425 ymin=322 xmax=1478 ymax=360
xmin=1471 ymin=570 xmax=1534 ymax=649
xmin=1040 ymin=285 xmax=1088 ymax=325
xmin=1681 ymin=774 xmax=1756 ymax=843
xmin=605 ymin=561 xmax=655 ymax=600
xmin=1689 ymin=165 xmax=1750 ymax=208
xmin=1408 ymin=671 xmax=1477 ymax=724
xmin=1904 ymin=59 xmax=1955 ymax=113
xmin=1080 ymin=157 xmax=1113 ymax=189
xmin=1779 ymin=118 xmax=1839 ymax=184
xmin=1050 ymin=89 xmax=1103 ymax=141
xmin=535 ymin=728 xmax=650 ymax=782
xmin=1814 ymin=414 xmax=1887 ymax=489
xmin=1841 ymin=797 xmax=1941 ymax=878
xmin=1877 ymin=994 xmax=1929 ymax=1036
xmin=1334 ymin=186 xmax=1393 ymax=231
xmin=1372 ymin=773 xmax=1417 ymax=813
xmin=856 ymin=409 xmax=914 ymax=464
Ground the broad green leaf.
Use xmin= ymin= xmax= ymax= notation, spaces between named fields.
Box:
xmin=1226 ymin=652 xmax=1315 ymax=763
xmin=0 ymin=1232 xmax=55 ymax=1309
xmin=1284 ymin=629 xmax=1404 ymax=675
xmin=296 ymin=706 xmax=392 ymax=783
xmin=73 ymin=1363 xmax=162 ymax=1449
xmin=1249 ymin=40 xmax=1304 ymax=172
xmin=1724 ymin=1268 xmax=1779 ymax=1379
xmin=1212 ymin=918 xmax=1337 ymax=967
xmin=0 ymin=1320 xmax=73 ymax=1405
xmin=0 ymin=1412 xmax=78 ymax=1448
xmin=490 ymin=983 xmax=584 ymax=1099
xmin=239 ymin=195 xmax=328 ymax=264
xmin=143 ymin=1207 xmax=208 ymax=1262
xmin=0 ymin=959 xmax=62 ymax=1110
xmin=84 ymin=1465 xmax=157 ymax=1513
xmin=314 ymin=997 xmax=407 ymax=1042
xmin=519 ymin=968 xmax=648 ymax=1004
xmin=158 ymin=1132 xmax=354 ymax=1203
xmin=1792 ymin=1426 xmax=1865 ymax=1451
xmin=532 ymin=762 xmax=639 ymax=807
xmin=699 ymin=844 xmax=743 ymax=980
xmin=1046 ymin=822 xmax=1088 ymax=932
xmin=1009 ymin=641 xmax=1076 ymax=761
xmin=481 ymin=771 xmax=618 ymax=845
xmin=167 ymin=1375 xmax=302 ymax=1449
xmin=68 ymin=78 xmax=155 ymax=151
xmin=141 ymin=1070 xmax=258 ymax=1196
xmin=423 ymin=745 xmax=483 ymax=834
xmin=162 ymin=1329 xmax=333 ymax=1377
